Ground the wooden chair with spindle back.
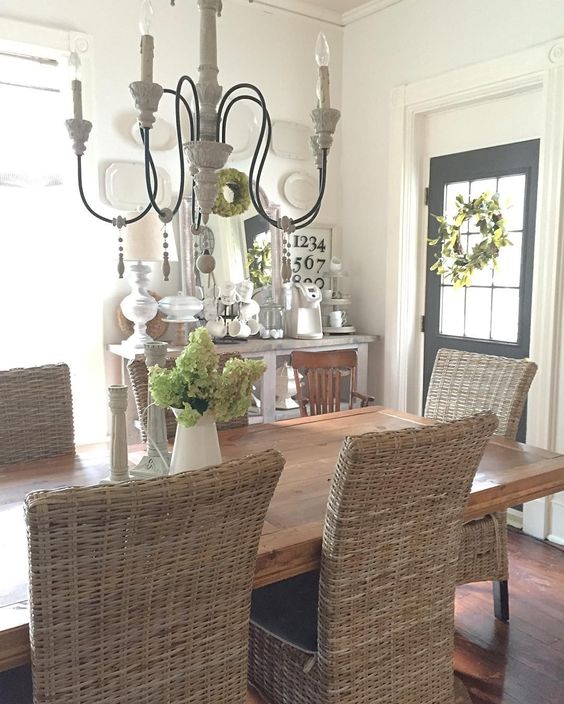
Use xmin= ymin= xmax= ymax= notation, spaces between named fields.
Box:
xmin=291 ymin=349 xmax=374 ymax=417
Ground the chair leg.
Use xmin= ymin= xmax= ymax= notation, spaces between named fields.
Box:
xmin=493 ymin=579 xmax=509 ymax=622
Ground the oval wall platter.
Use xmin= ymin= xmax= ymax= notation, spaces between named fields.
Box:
xmin=224 ymin=102 xmax=260 ymax=162
xmin=105 ymin=161 xmax=171 ymax=210
xmin=130 ymin=116 xmax=175 ymax=151
xmin=272 ymin=121 xmax=312 ymax=161
xmin=282 ymin=171 xmax=317 ymax=210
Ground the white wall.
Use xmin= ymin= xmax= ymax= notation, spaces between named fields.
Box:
xmin=342 ymin=0 xmax=564 ymax=400
xmin=0 ymin=0 xmax=342 ymax=387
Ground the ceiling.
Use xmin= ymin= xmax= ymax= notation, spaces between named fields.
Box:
xmin=247 ymin=0 xmax=404 ymax=25
xmin=304 ymin=0 xmax=368 ymax=11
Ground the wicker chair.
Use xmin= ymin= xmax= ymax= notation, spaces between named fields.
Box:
xmin=425 ymin=348 xmax=538 ymax=621
xmin=249 ymin=413 xmax=498 ymax=704
xmin=19 ymin=449 xmax=284 ymax=704
xmin=0 ymin=363 xmax=74 ymax=465
xmin=128 ymin=351 xmax=249 ymax=442
xmin=291 ymin=350 xmax=375 ymax=417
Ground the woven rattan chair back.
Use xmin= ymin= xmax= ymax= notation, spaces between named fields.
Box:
xmin=0 ymin=363 xmax=74 ymax=465
xmin=291 ymin=349 xmax=359 ymax=417
xmin=425 ymin=348 xmax=537 ymax=439
xmin=128 ymin=351 xmax=249 ymax=441
xmin=318 ymin=413 xmax=498 ymax=704
xmin=26 ymin=449 xmax=284 ymax=704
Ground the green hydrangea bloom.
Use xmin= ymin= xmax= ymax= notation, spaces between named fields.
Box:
xmin=148 ymin=328 xmax=266 ymax=428
xmin=212 ymin=358 xmax=266 ymax=422
xmin=175 ymin=405 xmax=202 ymax=428
xmin=148 ymin=366 xmax=185 ymax=410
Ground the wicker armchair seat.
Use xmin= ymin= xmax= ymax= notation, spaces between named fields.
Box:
xmin=23 ymin=450 xmax=284 ymax=704
xmin=425 ymin=348 xmax=537 ymax=620
xmin=249 ymin=414 xmax=498 ymax=704
xmin=251 ymin=570 xmax=319 ymax=654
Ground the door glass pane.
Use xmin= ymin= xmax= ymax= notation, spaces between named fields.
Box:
xmin=469 ymin=178 xmax=498 ymax=233
xmin=440 ymin=285 xmax=465 ymax=336
xmin=498 ymin=174 xmax=526 ymax=231
xmin=491 ymin=289 xmax=520 ymax=343
xmin=465 ymin=288 xmax=492 ymax=339
xmin=470 ymin=178 xmax=498 ymax=200
xmin=445 ymin=181 xmax=469 ymax=229
xmin=467 ymin=234 xmax=494 ymax=286
xmin=493 ymin=232 xmax=522 ymax=287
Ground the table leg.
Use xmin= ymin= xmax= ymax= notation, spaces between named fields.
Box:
xmin=261 ymin=351 xmax=277 ymax=423
xmin=493 ymin=579 xmax=509 ymax=622
xmin=357 ymin=343 xmax=369 ymax=395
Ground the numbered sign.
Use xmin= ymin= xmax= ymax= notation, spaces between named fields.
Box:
xmin=290 ymin=225 xmax=332 ymax=290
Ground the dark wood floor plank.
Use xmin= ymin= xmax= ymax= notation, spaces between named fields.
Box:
xmin=455 ymin=530 xmax=564 ymax=703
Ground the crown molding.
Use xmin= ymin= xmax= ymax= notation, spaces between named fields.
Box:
xmin=342 ymin=0 xmax=404 ymax=25
xmin=240 ymin=0 xmax=407 ymax=27
xmin=242 ymin=0 xmax=344 ymax=26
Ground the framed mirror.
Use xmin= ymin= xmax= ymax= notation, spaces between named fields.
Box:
xmin=179 ymin=185 xmax=282 ymax=304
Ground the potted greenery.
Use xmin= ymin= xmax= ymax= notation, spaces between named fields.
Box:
xmin=149 ymin=327 xmax=266 ymax=473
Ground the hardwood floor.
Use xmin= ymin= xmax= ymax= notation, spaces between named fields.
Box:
xmin=455 ymin=530 xmax=564 ymax=704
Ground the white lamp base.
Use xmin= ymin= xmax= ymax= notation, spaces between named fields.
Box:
xmin=120 ymin=261 xmax=158 ymax=349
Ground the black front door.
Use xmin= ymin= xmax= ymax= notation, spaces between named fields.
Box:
xmin=423 ymin=140 xmax=539 ymax=439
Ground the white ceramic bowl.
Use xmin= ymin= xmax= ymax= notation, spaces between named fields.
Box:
xmin=159 ymin=293 xmax=203 ymax=321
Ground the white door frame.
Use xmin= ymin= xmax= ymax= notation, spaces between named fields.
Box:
xmin=385 ymin=38 xmax=564 ymax=539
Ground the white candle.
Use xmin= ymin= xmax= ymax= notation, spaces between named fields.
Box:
xmin=315 ymin=32 xmax=331 ymax=109
xmin=68 ymin=52 xmax=83 ymax=120
xmin=139 ymin=0 xmax=155 ymax=84
xmin=72 ymin=79 xmax=83 ymax=120
xmin=140 ymin=34 xmax=154 ymax=83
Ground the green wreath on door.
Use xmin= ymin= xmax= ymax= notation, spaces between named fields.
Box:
xmin=428 ymin=192 xmax=511 ymax=288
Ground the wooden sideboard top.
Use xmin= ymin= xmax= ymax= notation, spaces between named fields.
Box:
xmin=108 ymin=334 xmax=380 ymax=359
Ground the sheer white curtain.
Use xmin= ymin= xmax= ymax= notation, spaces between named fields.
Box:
xmin=0 ymin=51 xmax=107 ymax=443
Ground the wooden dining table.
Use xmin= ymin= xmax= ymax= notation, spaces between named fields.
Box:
xmin=2 ymin=405 xmax=564 ymax=671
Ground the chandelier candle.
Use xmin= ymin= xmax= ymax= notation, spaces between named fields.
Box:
xmin=139 ymin=0 xmax=155 ymax=83
xmin=69 ymin=52 xmax=83 ymax=120
xmin=65 ymin=0 xmax=341 ymax=280
xmin=315 ymin=32 xmax=331 ymax=109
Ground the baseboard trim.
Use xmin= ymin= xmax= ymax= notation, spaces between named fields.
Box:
xmin=507 ymin=508 xmax=523 ymax=530
xmin=547 ymin=533 xmax=564 ymax=547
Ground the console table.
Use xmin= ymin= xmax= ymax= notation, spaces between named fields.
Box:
xmin=108 ymin=334 xmax=379 ymax=424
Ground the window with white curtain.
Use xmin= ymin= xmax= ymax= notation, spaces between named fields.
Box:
xmin=0 ymin=46 xmax=107 ymax=443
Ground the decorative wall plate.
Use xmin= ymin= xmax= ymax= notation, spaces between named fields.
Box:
xmin=130 ymin=116 xmax=175 ymax=150
xmin=272 ymin=121 xmax=312 ymax=160
xmin=105 ymin=161 xmax=171 ymax=210
xmin=116 ymin=291 xmax=169 ymax=340
xmin=282 ymin=171 xmax=317 ymax=210
xmin=224 ymin=102 xmax=260 ymax=162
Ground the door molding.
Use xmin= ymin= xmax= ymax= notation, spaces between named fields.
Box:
xmin=386 ymin=37 xmax=564 ymax=539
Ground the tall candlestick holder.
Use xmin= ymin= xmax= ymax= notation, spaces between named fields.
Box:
xmin=130 ymin=341 xmax=172 ymax=479
xmin=101 ymin=385 xmax=130 ymax=484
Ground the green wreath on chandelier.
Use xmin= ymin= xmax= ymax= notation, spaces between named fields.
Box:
xmin=213 ymin=168 xmax=251 ymax=218
xmin=428 ymin=192 xmax=511 ymax=288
